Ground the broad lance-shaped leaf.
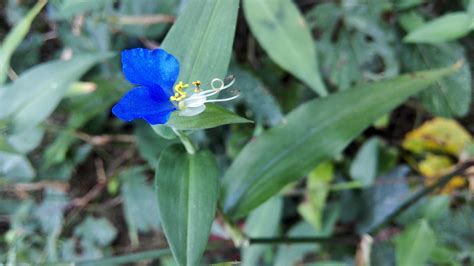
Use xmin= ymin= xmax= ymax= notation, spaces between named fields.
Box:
xmin=0 ymin=53 xmax=113 ymax=132
xmin=155 ymin=145 xmax=219 ymax=266
xmin=221 ymin=63 xmax=462 ymax=219
xmin=243 ymin=0 xmax=327 ymax=96
xmin=159 ymin=0 xmax=242 ymax=130
xmin=161 ymin=0 xmax=238 ymax=89
xmin=0 ymin=0 xmax=46 ymax=84
xmin=167 ymin=103 xmax=251 ymax=130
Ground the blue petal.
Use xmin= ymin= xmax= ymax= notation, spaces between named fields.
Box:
xmin=112 ymin=86 xmax=176 ymax=125
xmin=122 ymin=48 xmax=179 ymax=96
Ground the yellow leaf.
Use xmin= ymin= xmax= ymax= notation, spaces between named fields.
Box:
xmin=418 ymin=154 xmax=453 ymax=178
xmin=418 ymin=154 xmax=466 ymax=194
xmin=403 ymin=118 xmax=472 ymax=157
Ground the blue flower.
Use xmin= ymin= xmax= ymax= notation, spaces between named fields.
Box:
xmin=112 ymin=48 xmax=239 ymax=125
xmin=112 ymin=48 xmax=179 ymax=125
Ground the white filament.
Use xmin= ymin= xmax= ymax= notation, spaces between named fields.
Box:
xmin=178 ymin=77 xmax=239 ymax=117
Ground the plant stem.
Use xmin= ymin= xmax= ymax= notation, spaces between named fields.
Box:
xmin=248 ymin=234 xmax=360 ymax=246
xmin=74 ymin=249 xmax=171 ymax=265
xmin=367 ymin=160 xmax=474 ymax=234
xmin=172 ymin=128 xmax=196 ymax=154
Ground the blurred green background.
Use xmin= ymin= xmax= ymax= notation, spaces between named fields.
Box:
xmin=0 ymin=0 xmax=473 ymax=265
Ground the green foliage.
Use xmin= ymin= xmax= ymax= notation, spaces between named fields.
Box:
xmin=1 ymin=0 xmax=473 ymax=265
xmin=358 ymin=166 xmax=410 ymax=233
xmin=120 ymin=167 xmax=161 ymax=243
xmin=274 ymin=222 xmax=319 ymax=266
xmin=350 ymin=138 xmax=379 ymax=186
xmin=308 ymin=2 xmax=399 ymax=91
xmin=401 ymin=43 xmax=471 ymax=117
xmin=0 ymin=53 xmax=113 ymax=132
xmin=242 ymin=196 xmax=282 ymax=266
xmin=155 ymin=145 xmax=219 ymax=266
xmin=222 ymin=64 xmax=460 ymax=219
xmin=161 ymin=0 xmax=238 ymax=89
xmin=167 ymin=104 xmax=251 ymax=130
xmin=243 ymin=0 xmax=327 ymax=96
xmin=0 ymin=0 xmax=46 ymax=84
xmin=404 ymin=12 xmax=474 ymax=43
xmin=298 ymin=162 xmax=334 ymax=231
xmin=394 ymin=219 xmax=436 ymax=266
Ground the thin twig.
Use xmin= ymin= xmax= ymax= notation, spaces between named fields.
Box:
xmin=71 ymin=159 xmax=107 ymax=207
xmin=1 ymin=181 xmax=69 ymax=193
xmin=248 ymin=234 xmax=360 ymax=246
xmin=244 ymin=160 xmax=474 ymax=246
xmin=366 ymin=160 xmax=474 ymax=233
xmin=109 ymin=14 xmax=175 ymax=25
xmin=74 ymin=132 xmax=135 ymax=146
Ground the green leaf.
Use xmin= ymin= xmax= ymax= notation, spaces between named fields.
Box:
xmin=404 ymin=12 xmax=473 ymax=43
xmin=151 ymin=124 xmax=177 ymax=140
xmin=429 ymin=246 xmax=460 ymax=266
xmin=311 ymin=2 xmax=399 ymax=91
xmin=397 ymin=195 xmax=450 ymax=226
xmin=243 ymin=0 xmax=327 ymax=96
xmin=221 ymin=63 xmax=461 ymax=219
xmin=167 ymin=104 xmax=251 ymax=130
xmin=350 ymin=137 xmax=379 ymax=186
xmin=401 ymin=43 xmax=471 ymax=117
xmin=0 ymin=151 xmax=35 ymax=181
xmin=230 ymin=64 xmax=284 ymax=126
xmin=395 ymin=0 xmax=424 ymax=10
xmin=155 ymin=145 xmax=219 ymax=266
xmin=120 ymin=168 xmax=161 ymax=237
xmin=274 ymin=222 xmax=319 ymax=266
xmin=0 ymin=53 xmax=113 ymax=132
xmin=161 ymin=0 xmax=239 ymax=90
xmin=298 ymin=162 xmax=334 ymax=231
xmin=242 ymin=196 xmax=283 ymax=266
xmin=395 ymin=219 xmax=436 ymax=266
xmin=0 ymin=0 xmax=46 ymax=84
xmin=432 ymin=206 xmax=474 ymax=257
xmin=399 ymin=11 xmax=425 ymax=32
xmin=34 ymin=188 xmax=69 ymax=261
xmin=74 ymin=216 xmax=118 ymax=247
xmin=6 ymin=126 xmax=44 ymax=154
xmin=34 ymin=188 xmax=69 ymax=234
xmin=358 ymin=166 xmax=410 ymax=233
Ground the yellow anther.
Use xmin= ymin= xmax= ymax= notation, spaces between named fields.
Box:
xmin=192 ymin=80 xmax=201 ymax=93
xmin=176 ymin=81 xmax=189 ymax=89
xmin=170 ymin=81 xmax=189 ymax=102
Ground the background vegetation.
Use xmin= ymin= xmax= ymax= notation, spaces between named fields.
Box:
xmin=0 ymin=0 xmax=473 ymax=265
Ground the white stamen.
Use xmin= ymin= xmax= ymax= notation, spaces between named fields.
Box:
xmin=178 ymin=77 xmax=239 ymax=117
xmin=205 ymin=94 xmax=240 ymax=103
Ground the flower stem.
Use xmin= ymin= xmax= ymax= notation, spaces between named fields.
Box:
xmin=172 ymin=128 xmax=196 ymax=154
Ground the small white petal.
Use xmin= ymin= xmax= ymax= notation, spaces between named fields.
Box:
xmin=181 ymin=93 xmax=206 ymax=108
xmin=179 ymin=105 xmax=206 ymax=116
